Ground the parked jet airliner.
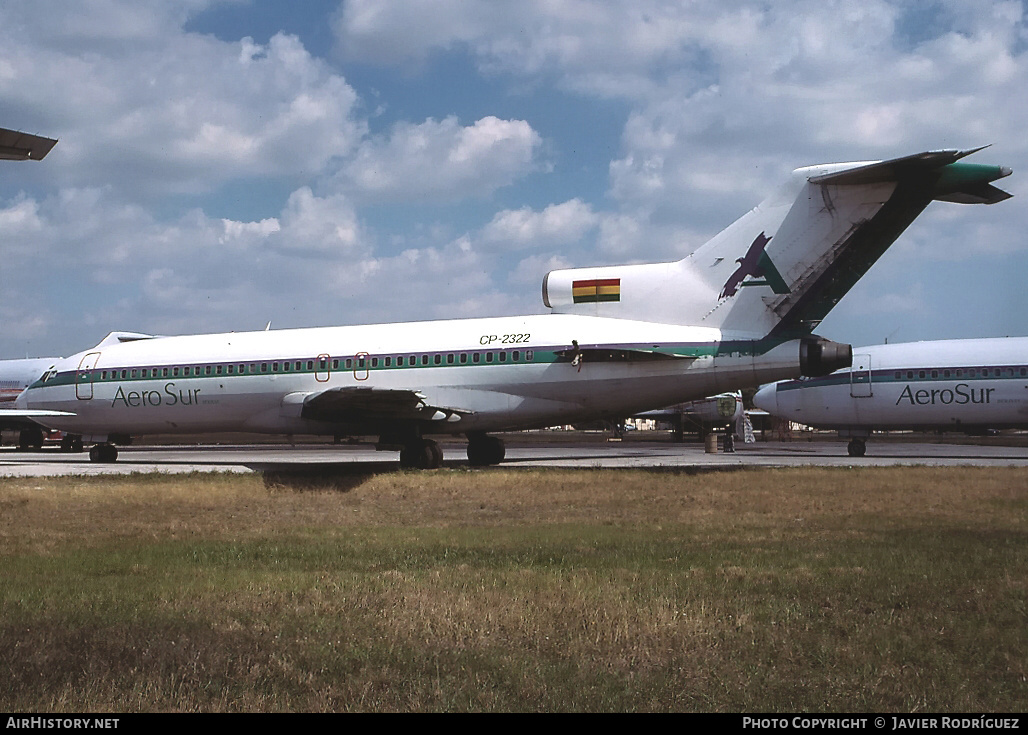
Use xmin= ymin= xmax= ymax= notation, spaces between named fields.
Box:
xmin=753 ymin=337 xmax=1028 ymax=456
xmin=15 ymin=148 xmax=1012 ymax=467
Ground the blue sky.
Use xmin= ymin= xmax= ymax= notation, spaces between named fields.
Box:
xmin=1 ymin=0 xmax=1026 ymax=358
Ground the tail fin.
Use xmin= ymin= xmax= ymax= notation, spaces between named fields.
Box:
xmin=543 ymin=148 xmax=1012 ymax=337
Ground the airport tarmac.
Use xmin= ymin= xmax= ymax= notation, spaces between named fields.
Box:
xmin=2 ymin=434 xmax=1028 ymax=477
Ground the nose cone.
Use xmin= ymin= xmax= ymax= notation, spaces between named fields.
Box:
xmin=752 ymin=383 xmax=779 ymax=415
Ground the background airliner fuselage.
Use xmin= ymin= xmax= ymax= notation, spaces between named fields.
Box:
xmin=753 ymin=337 xmax=1028 ymax=455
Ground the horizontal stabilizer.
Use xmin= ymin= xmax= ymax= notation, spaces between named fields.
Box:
xmin=808 ymin=148 xmax=988 ymax=185
xmin=0 ymin=127 xmax=58 ymax=161
xmin=809 ymin=146 xmax=1012 ymax=203
xmin=935 ymin=183 xmax=1013 ymax=205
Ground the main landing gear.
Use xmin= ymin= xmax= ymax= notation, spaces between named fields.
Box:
xmin=394 ymin=433 xmax=506 ymax=470
xmin=847 ymin=438 xmax=867 ymax=457
xmin=88 ymin=443 xmax=119 ymax=463
xmin=399 ymin=437 xmax=443 ymax=470
xmin=466 ymin=433 xmax=505 ymax=467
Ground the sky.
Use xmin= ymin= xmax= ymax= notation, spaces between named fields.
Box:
xmin=1 ymin=0 xmax=1027 ymax=358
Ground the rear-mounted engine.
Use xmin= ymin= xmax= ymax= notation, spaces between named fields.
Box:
xmin=800 ymin=337 xmax=852 ymax=377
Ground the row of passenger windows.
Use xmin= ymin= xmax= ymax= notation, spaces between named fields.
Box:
xmin=93 ymin=350 xmax=536 ymax=380
xmin=894 ymin=367 xmax=1028 ymax=380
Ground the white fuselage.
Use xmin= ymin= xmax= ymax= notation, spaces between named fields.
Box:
xmin=0 ymin=357 xmax=59 ymax=404
xmin=17 ymin=313 xmax=812 ymax=442
xmin=753 ymin=337 xmax=1028 ymax=433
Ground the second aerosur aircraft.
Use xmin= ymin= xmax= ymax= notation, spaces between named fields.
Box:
xmin=16 ymin=148 xmax=1013 ymax=467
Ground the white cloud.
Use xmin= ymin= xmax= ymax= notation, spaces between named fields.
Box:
xmin=479 ymin=199 xmax=598 ymax=250
xmin=335 ymin=116 xmax=542 ymax=202
xmin=3 ymin=0 xmax=1028 ymax=356
xmin=0 ymin=9 xmax=365 ymax=196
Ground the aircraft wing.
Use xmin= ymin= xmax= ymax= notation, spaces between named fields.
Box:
xmin=293 ymin=387 xmax=472 ymax=424
xmin=0 ymin=409 xmax=75 ymax=431
xmin=0 ymin=127 xmax=58 ymax=161
xmin=554 ymin=346 xmax=696 ymax=362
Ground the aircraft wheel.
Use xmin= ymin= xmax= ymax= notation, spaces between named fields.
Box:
xmin=467 ymin=435 xmax=505 ymax=466
xmin=60 ymin=435 xmax=84 ymax=453
xmin=400 ymin=439 xmax=442 ymax=470
xmin=88 ymin=444 xmax=119 ymax=463
xmin=18 ymin=428 xmax=44 ymax=452
xmin=847 ymin=439 xmax=866 ymax=457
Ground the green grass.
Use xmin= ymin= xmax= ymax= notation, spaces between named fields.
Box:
xmin=1 ymin=468 xmax=1026 ymax=711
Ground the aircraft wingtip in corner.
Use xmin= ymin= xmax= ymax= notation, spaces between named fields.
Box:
xmin=0 ymin=126 xmax=58 ymax=161
xmin=14 ymin=146 xmax=1013 ymax=468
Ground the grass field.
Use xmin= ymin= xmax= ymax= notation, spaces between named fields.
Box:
xmin=1 ymin=466 xmax=1025 ymax=712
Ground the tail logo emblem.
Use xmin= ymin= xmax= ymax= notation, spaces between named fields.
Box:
xmin=719 ymin=232 xmax=789 ymax=299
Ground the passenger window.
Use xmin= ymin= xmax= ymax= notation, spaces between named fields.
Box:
xmin=526 ymin=350 xmax=534 ymax=361
xmin=499 ymin=352 xmax=507 ymax=362
xmin=397 ymin=356 xmax=404 ymax=367
xmin=447 ymin=354 xmax=454 ymax=364
xmin=434 ymin=354 xmax=441 ymax=365
xmin=513 ymin=351 xmax=520 ymax=362
xmin=385 ymin=357 xmax=392 ymax=367
xmin=460 ymin=354 xmax=468 ymax=364
xmin=486 ymin=352 xmax=493 ymax=363
xmin=422 ymin=355 xmax=429 ymax=366
xmin=473 ymin=353 xmax=480 ymax=363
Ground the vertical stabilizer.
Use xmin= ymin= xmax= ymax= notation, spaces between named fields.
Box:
xmin=543 ymin=149 xmax=1011 ymax=338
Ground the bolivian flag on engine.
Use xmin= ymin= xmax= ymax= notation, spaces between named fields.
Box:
xmin=572 ymin=278 xmax=620 ymax=304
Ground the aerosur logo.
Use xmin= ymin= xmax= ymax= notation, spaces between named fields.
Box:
xmin=720 ymin=232 xmax=790 ymax=299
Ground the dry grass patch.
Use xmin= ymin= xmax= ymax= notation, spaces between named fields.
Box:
xmin=1 ymin=467 xmax=1026 ymax=711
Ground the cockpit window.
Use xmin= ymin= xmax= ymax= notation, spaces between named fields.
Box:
xmin=39 ymin=366 xmax=59 ymax=383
